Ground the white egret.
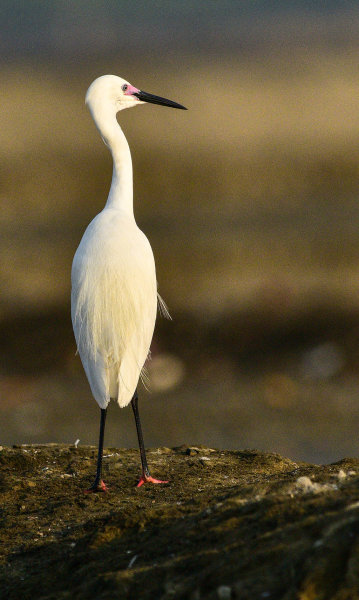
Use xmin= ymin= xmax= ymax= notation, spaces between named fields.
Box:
xmin=71 ymin=75 xmax=186 ymax=491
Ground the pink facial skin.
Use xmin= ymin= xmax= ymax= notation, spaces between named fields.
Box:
xmin=124 ymin=84 xmax=140 ymax=96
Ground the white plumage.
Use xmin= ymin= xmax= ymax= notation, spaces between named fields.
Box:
xmin=71 ymin=75 xmax=186 ymax=491
xmin=71 ymin=75 xmax=159 ymax=409
xmin=72 ymin=208 xmax=157 ymax=408
xmin=71 ymin=75 xmax=157 ymax=408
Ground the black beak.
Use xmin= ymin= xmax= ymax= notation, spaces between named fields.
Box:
xmin=133 ymin=90 xmax=187 ymax=110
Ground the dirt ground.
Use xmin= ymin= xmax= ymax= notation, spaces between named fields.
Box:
xmin=1 ymin=445 xmax=359 ymax=599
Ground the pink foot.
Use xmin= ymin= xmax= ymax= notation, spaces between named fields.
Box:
xmin=136 ymin=475 xmax=169 ymax=488
xmin=84 ymin=479 xmax=108 ymax=493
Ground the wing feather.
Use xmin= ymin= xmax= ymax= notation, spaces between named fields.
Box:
xmin=71 ymin=210 xmax=157 ymax=408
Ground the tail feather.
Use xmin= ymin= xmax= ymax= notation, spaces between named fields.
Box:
xmin=117 ymin=351 xmax=142 ymax=407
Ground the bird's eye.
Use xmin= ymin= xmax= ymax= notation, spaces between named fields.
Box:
xmin=122 ymin=84 xmax=128 ymax=92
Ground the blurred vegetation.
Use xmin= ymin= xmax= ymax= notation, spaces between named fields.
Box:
xmin=2 ymin=49 xmax=359 ymax=461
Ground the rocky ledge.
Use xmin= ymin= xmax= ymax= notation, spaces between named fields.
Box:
xmin=1 ymin=444 xmax=359 ymax=599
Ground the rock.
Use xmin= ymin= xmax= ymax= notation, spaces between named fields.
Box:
xmin=337 ymin=469 xmax=347 ymax=481
xmin=186 ymin=447 xmax=199 ymax=456
xmin=295 ymin=475 xmax=336 ymax=494
xmin=1 ymin=445 xmax=359 ymax=599
xmin=216 ymin=585 xmax=232 ymax=599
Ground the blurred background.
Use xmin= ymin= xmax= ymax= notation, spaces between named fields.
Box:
xmin=2 ymin=1 xmax=359 ymax=463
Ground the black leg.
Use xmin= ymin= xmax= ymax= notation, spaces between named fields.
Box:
xmin=131 ymin=390 xmax=168 ymax=487
xmin=131 ymin=390 xmax=150 ymax=478
xmin=86 ymin=407 xmax=108 ymax=492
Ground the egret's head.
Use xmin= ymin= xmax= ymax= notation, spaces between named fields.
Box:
xmin=86 ymin=75 xmax=140 ymax=115
xmin=85 ymin=74 xmax=187 ymax=118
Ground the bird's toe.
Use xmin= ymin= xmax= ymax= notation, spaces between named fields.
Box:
xmin=84 ymin=479 xmax=108 ymax=493
xmin=136 ymin=475 xmax=169 ymax=488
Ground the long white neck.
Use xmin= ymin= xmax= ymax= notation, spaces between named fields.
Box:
xmin=92 ymin=108 xmax=134 ymax=215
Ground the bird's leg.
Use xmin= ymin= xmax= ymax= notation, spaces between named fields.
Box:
xmin=85 ymin=408 xmax=108 ymax=493
xmin=131 ymin=391 xmax=168 ymax=487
